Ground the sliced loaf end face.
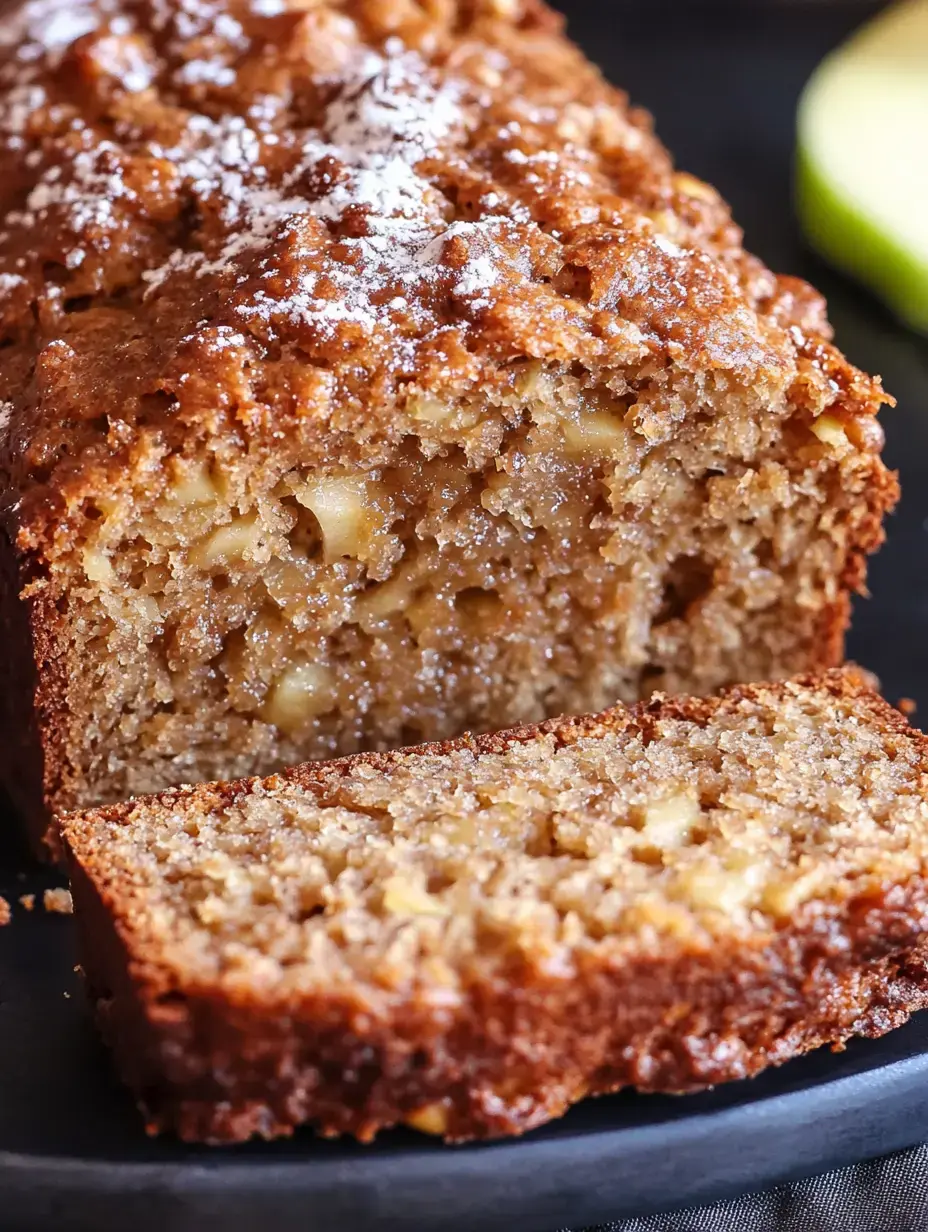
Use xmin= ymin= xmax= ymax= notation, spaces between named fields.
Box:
xmin=61 ymin=668 xmax=928 ymax=1144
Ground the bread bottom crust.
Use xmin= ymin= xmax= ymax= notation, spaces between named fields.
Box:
xmin=68 ymin=858 xmax=928 ymax=1145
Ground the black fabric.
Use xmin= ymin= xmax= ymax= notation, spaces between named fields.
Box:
xmin=570 ymin=1146 xmax=928 ymax=1231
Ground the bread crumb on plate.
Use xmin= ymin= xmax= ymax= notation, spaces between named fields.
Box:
xmin=43 ymin=888 xmax=74 ymax=915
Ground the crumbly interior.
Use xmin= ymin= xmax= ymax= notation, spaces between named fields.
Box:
xmin=86 ymin=684 xmax=928 ymax=1000
xmin=61 ymin=359 xmax=878 ymax=807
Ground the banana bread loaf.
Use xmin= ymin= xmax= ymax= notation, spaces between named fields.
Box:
xmin=61 ymin=669 xmax=928 ymax=1144
xmin=0 ymin=0 xmax=898 ymax=855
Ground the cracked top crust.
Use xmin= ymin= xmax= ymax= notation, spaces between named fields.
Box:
xmin=0 ymin=0 xmax=889 ymax=538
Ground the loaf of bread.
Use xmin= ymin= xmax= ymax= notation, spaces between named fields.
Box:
xmin=0 ymin=0 xmax=897 ymax=854
xmin=61 ymin=669 xmax=928 ymax=1144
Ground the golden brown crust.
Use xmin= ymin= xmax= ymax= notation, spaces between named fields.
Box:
xmin=62 ymin=669 xmax=928 ymax=1144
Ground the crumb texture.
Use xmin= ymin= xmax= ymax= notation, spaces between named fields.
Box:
xmin=0 ymin=0 xmax=897 ymax=835
xmin=62 ymin=671 xmax=928 ymax=1143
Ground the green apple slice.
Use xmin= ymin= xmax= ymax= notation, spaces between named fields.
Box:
xmin=796 ymin=0 xmax=928 ymax=334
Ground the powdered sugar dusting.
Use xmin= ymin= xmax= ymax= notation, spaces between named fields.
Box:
xmin=0 ymin=272 xmax=25 ymax=296
xmin=654 ymin=234 xmax=685 ymax=259
xmin=92 ymin=34 xmax=156 ymax=93
xmin=151 ymin=0 xmax=243 ymax=44
xmin=3 ymin=140 xmax=137 ymax=250
xmin=324 ymin=51 xmax=460 ymax=156
xmin=0 ymin=0 xmax=102 ymax=57
xmin=0 ymin=0 xmax=274 ymax=95
xmin=148 ymin=0 xmax=251 ymax=91
xmin=418 ymin=219 xmax=503 ymax=308
xmin=454 ymin=253 xmax=500 ymax=304
xmin=176 ymin=57 xmax=236 ymax=88
xmin=0 ymin=2 xmax=515 ymax=349
xmin=144 ymin=47 xmax=510 ymax=341
xmin=0 ymin=83 xmax=45 ymax=148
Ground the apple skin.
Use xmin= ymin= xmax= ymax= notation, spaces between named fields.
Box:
xmin=795 ymin=0 xmax=928 ymax=338
xmin=796 ymin=142 xmax=928 ymax=337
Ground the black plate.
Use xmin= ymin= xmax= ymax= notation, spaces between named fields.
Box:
xmin=3 ymin=2 xmax=928 ymax=1229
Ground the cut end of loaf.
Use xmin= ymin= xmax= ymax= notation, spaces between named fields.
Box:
xmin=61 ymin=670 xmax=928 ymax=1144
xmin=36 ymin=353 xmax=895 ymax=826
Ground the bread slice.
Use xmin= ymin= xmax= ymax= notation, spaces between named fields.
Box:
xmin=60 ymin=669 xmax=928 ymax=1145
xmin=0 ymin=0 xmax=897 ymax=856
